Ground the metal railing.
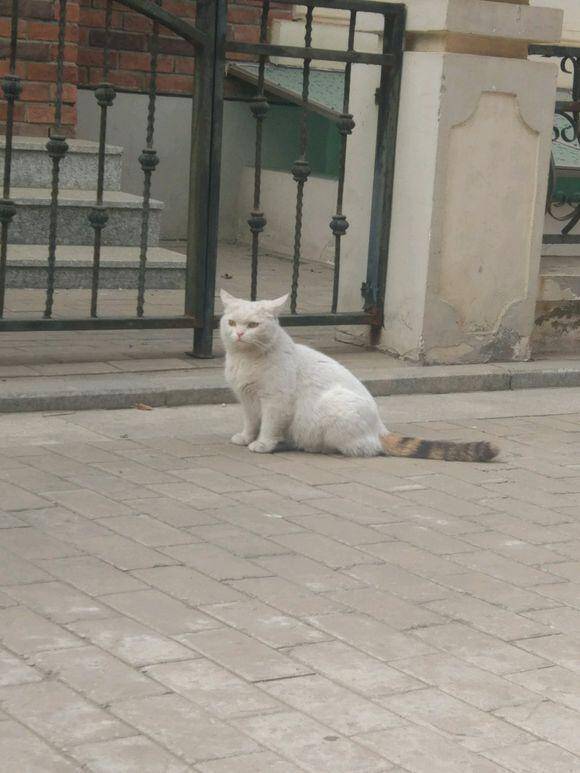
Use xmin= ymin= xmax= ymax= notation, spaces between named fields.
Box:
xmin=530 ymin=44 xmax=580 ymax=245
xmin=0 ymin=0 xmax=405 ymax=357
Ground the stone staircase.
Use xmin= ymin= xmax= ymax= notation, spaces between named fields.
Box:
xmin=0 ymin=136 xmax=186 ymax=289
xmin=535 ymin=247 xmax=580 ymax=353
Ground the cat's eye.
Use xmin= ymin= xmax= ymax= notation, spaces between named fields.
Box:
xmin=228 ymin=319 xmax=236 ymax=326
xmin=247 ymin=322 xmax=259 ymax=329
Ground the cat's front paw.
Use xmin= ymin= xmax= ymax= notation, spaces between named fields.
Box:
xmin=248 ymin=439 xmax=276 ymax=454
xmin=231 ymin=432 xmax=252 ymax=446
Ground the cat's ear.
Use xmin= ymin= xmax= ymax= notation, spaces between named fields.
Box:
xmin=263 ymin=293 xmax=288 ymax=316
xmin=220 ymin=288 xmax=237 ymax=307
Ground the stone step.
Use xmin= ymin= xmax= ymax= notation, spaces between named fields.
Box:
xmin=0 ymin=136 xmax=123 ymax=191
xmin=538 ymin=255 xmax=580 ymax=302
xmin=6 ymin=245 xmax=185 ymax=289
xmin=7 ymin=188 xmax=162 ymax=247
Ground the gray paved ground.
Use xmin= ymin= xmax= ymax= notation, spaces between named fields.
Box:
xmin=1 ymin=387 xmax=580 ymax=771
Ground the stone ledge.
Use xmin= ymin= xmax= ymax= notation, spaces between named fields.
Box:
xmin=2 ymin=359 xmax=580 ymax=413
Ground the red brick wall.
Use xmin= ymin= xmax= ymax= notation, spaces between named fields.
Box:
xmin=0 ymin=0 xmax=79 ymax=137
xmin=77 ymin=0 xmax=292 ymax=96
xmin=0 ymin=0 xmax=292 ymax=136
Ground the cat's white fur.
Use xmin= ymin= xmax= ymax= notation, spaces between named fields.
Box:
xmin=220 ymin=289 xmax=387 ymax=456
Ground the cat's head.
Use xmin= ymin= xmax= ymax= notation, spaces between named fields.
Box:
xmin=219 ymin=289 xmax=288 ymax=351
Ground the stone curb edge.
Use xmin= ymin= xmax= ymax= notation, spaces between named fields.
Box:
xmin=1 ymin=361 xmax=579 ymax=413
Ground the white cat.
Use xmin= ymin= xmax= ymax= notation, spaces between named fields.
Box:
xmin=220 ymin=290 xmax=499 ymax=462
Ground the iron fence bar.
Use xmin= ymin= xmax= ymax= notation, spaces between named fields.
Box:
xmin=364 ymin=7 xmax=405 ymax=336
xmin=0 ymin=310 xmax=371 ymax=332
xmin=226 ymin=42 xmax=394 ymax=67
xmin=188 ymin=0 xmax=226 ymax=357
xmin=89 ymin=0 xmax=116 ymax=318
xmin=290 ymin=6 xmax=313 ymax=315
xmin=137 ymin=6 xmax=161 ymax=317
xmin=247 ymin=0 xmax=270 ymax=301
xmin=116 ymin=0 xmax=207 ymax=49
xmin=43 ymin=0 xmax=69 ymax=319
xmin=330 ymin=9 xmax=356 ymax=313
xmin=252 ymin=0 xmax=404 ymax=12
xmin=0 ymin=0 xmax=21 ymax=318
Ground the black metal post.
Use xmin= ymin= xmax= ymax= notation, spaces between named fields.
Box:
xmin=89 ymin=0 xmax=115 ymax=318
xmin=364 ymin=7 xmax=405 ymax=341
xmin=290 ymin=6 xmax=314 ymax=315
xmin=44 ymin=0 xmax=69 ymax=319
xmin=0 ymin=0 xmax=21 ymax=319
xmin=187 ymin=0 xmax=226 ymax=358
xmin=247 ymin=0 xmax=270 ymax=301
xmin=137 ymin=4 xmax=161 ymax=318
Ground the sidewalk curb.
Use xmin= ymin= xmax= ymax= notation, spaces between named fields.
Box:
xmin=1 ymin=360 xmax=580 ymax=413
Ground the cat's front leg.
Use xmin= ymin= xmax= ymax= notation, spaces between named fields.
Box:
xmin=231 ymin=393 xmax=261 ymax=446
xmin=248 ymin=400 xmax=288 ymax=453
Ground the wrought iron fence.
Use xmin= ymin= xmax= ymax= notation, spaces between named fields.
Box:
xmin=0 ymin=0 xmax=405 ymax=357
xmin=530 ymin=44 xmax=580 ymax=245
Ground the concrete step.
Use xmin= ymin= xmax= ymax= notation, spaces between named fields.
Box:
xmin=6 ymin=245 xmax=185 ymax=289
xmin=534 ymin=255 xmax=580 ymax=355
xmin=0 ymin=136 xmax=123 ymax=191
xmin=7 ymin=188 xmax=162 ymax=247
xmin=538 ymin=255 xmax=580 ymax=302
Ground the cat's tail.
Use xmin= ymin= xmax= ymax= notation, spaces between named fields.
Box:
xmin=380 ymin=433 xmax=499 ymax=463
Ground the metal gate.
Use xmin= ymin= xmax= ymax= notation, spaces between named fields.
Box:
xmin=0 ymin=0 xmax=405 ymax=357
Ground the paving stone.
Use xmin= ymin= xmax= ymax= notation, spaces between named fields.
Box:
xmin=513 ymin=633 xmax=580 ymax=674
xmin=448 ymin=549 xmax=560 ymax=586
xmin=287 ymin=639 xmax=425 ymax=697
xmin=202 ymin=600 xmax=329 ymax=648
xmin=0 ymin=680 xmax=131 ymax=747
xmin=435 ymin=571 xmax=556 ymax=613
xmin=196 ymin=750 xmax=302 ymax=773
xmin=288 ymin=513 xmax=384 ymax=546
xmin=425 ymin=595 xmax=552 ymax=641
xmin=523 ymin=605 xmax=580 ymax=635
xmin=233 ymin=710 xmax=388 ymax=773
xmin=231 ymin=576 xmax=347 ymax=617
xmin=0 ymin=512 xmax=27 ymax=528
xmin=260 ymin=674 xmax=405 ymax=735
xmin=132 ymin=565 xmax=244 ymax=605
xmin=40 ymin=556 xmax=147 ymax=596
xmin=0 ymin=526 xmax=82 ymax=559
xmin=355 ymin=724 xmax=507 ymax=773
xmin=0 ymin=481 xmax=50 ymax=511
xmin=380 ymin=687 xmax=532 ymax=752
xmin=482 ymin=740 xmax=580 ymax=773
xmin=92 ymin=460 xmax=180 ymax=485
xmin=102 ymin=589 xmax=221 ymax=635
xmin=177 ymin=627 xmax=311 ymax=682
xmin=161 ymin=543 xmax=270 ymax=580
xmin=375 ymin=523 xmax=475 ymax=554
xmin=305 ymin=612 xmax=434 ymax=661
xmin=68 ymin=616 xmax=193 ymax=666
xmin=412 ymin=622 xmax=548 ymax=675
xmin=4 ymin=581 xmax=112 ymax=623
xmin=533 ymin=582 xmax=580 ymax=608
xmin=329 ymin=587 xmax=445 ymax=631
xmin=0 ymin=606 xmax=81 ymax=655
xmin=0 ymin=466 xmax=77 ymax=493
xmin=33 ymin=645 xmax=167 ymax=704
xmin=308 ymin=496 xmax=401 ymax=525
xmin=45 ymin=489 xmax=135 ymax=518
xmin=254 ymin=554 xmax=364 ymax=592
xmin=0 ymin=546 xmax=51 ymax=585
xmin=271 ymin=532 xmax=378 ymax=570
xmin=495 ymin=700 xmax=580 ymax=757
xmin=393 ymin=652 xmax=537 ymax=711
xmin=225 ymin=492 xmax=320 ymax=520
xmin=0 ymin=720 xmax=79 ymax=772
xmin=110 ymin=693 xmax=259 ymax=765
xmin=189 ymin=523 xmax=290 ymax=558
xmin=146 ymin=481 xmax=230 ymax=510
xmin=145 ymin=658 xmax=282 ymax=718
xmin=125 ymin=497 xmax=219 ymax=527
xmin=96 ymin=513 xmax=194 ymax=546
xmin=361 ymin=542 xmax=466 ymax=578
xmin=0 ymin=648 xmax=42 ymax=686
xmin=507 ymin=665 xmax=580 ymax=713
xmin=80 ymin=534 xmax=177 ymax=570
xmin=70 ymin=735 xmax=189 ymax=773
xmin=171 ymin=466 xmax=260 ymax=493
xmin=346 ymin=563 xmax=451 ymax=604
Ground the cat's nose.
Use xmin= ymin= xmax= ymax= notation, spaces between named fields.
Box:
xmin=236 ymin=330 xmax=244 ymax=340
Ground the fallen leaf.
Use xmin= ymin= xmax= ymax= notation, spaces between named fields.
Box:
xmin=135 ymin=403 xmax=153 ymax=411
